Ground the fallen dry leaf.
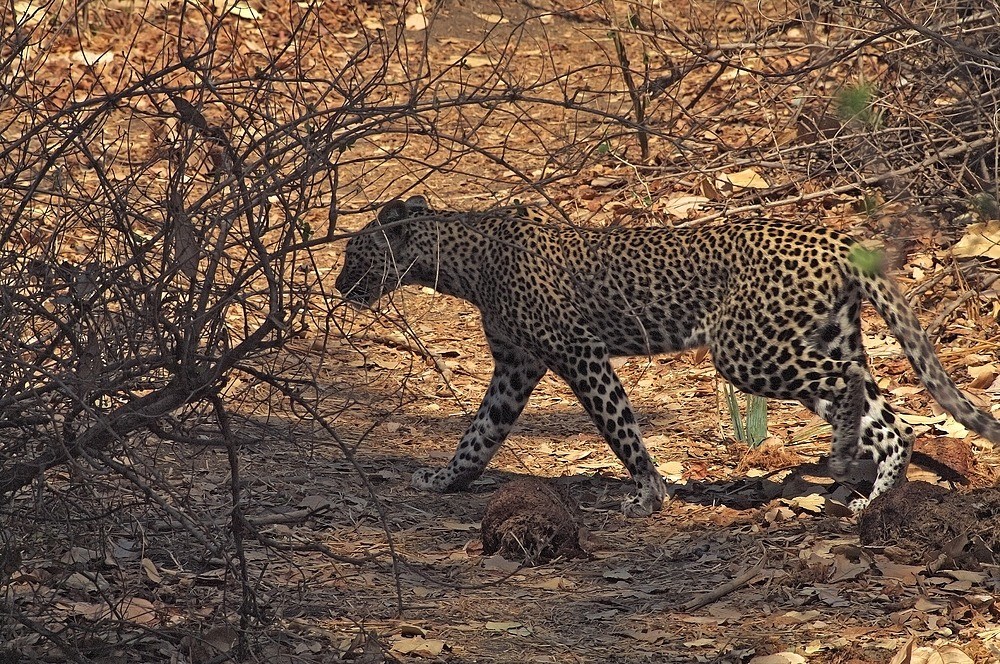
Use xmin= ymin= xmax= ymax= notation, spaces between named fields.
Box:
xmin=661 ymin=195 xmax=710 ymax=218
xmin=60 ymin=546 xmax=100 ymax=565
xmin=121 ymin=597 xmax=158 ymax=625
xmin=782 ymin=494 xmax=825 ymax=514
xmin=485 ymin=621 xmax=531 ymax=636
xmin=404 ymin=12 xmax=428 ymax=30
xmin=602 ymin=566 xmax=633 ymax=581
xmin=227 ymin=0 xmax=260 ymax=19
xmin=400 ymin=624 xmax=427 ymax=637
xmin=439 ymin=520 xmax=479 ymax=531
xmin=391 ymin=637 xmax=446 ymax=657
xmin=657 ymin=460 xmax=684 ymax=480
xmin=528 ymin=576 xmax=575 ymax=590
xmin=952 ymin=221 xmax=1000 ymax=260
xmin=716 ymin=168 xmax=770 ymax=193
xmin=462 ymin=55 xmax=493 ymax=68
xmin=484 ymin=621 xmax=522 ymax=630
xmin=968 ymin=364 xmax=997 ymax=389
xmin=472 ymin=10 xmax=508 ymax=23
xmin=141 ymin=557 xmax=163 ymax=584
xmin=623 ymin=628 xmax=670 ymax=644
xmin=876 ymin=561 xmax=924 ymax=584
xmin=749 ymin=652 xmax=806 ymax=664
xmin=890 ymin=638 xmax=974 ymax=664
xmin=828 ymin=553 xmax=870 ymax=583
xmin=481 ymin=555 xmax=520 ymax=573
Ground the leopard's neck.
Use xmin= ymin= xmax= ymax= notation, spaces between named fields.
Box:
xmin=403 ymin=216 xmax=488 ymax=304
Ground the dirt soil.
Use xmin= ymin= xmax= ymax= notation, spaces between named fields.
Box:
xmin=859 ymin=482 xmax=1000 ymax=572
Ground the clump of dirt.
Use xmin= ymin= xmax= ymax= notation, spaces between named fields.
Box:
xmin=735 ymin=437 xmax=806 ymax=474
xmin=480 ymin=478 xmax=587 ymax=565
xmin=858 ymin=481 xmax=1000 ymax=571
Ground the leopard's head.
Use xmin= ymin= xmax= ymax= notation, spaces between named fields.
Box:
xmin=335 ymin=195 xmax=431 ymax=306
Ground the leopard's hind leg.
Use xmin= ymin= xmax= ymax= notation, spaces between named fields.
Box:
xmin=811 ymin=370 xmax=915 ymax=511
xmin=711 ymin=285 xmax=908 ymax=512
xmin=804 ymin=289 xmax=915 ymax=511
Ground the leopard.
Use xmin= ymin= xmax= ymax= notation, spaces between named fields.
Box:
xmin=335 ymin=194 xmax=1000 ymax=516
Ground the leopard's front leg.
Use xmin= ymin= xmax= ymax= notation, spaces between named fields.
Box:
xmin=552 ymin=351 xmax=666 ymax=518
xmin=411 ymin=342 xmax=547 ymax=492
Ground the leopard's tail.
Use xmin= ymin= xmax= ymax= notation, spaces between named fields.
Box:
xmin=850 ymin=249 xmax=1000 ymax=443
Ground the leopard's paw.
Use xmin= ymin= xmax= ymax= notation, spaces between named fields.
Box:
xmin=828 ymin=453 xmax=853 ymax=480
xmin=621 ymin=477 xmax=665 ymax=518
xmin=848 ymin=496 xmax=870 ymax=513
xmin=411 ymin=468 xmax=447 ymax=491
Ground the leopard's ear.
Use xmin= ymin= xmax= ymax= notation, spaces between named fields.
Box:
xmin=375 ymin=199 xmax=411 ymax=244
xmin=404 ymin=195 xmax=431 ymax=214
xmin=377 ymin=199 xmax=409 ymax=225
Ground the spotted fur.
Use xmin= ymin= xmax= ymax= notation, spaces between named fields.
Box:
xmin=336 ymin=195 xmax=1000 ymax=516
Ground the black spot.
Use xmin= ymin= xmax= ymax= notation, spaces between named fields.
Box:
xmin=819 ymin=323 xmax=840 ymax=343
xmin=489 ymin=402 xmax=516 ymax=425
xmin=509 ymin=373 xmax=523 ymax=391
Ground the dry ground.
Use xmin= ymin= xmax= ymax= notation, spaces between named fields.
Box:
xmin=298 ymin=276 xmax=1000 ymax=663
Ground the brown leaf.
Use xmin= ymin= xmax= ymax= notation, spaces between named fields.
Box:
xmin=876 ymin=561 xmax=923 ymax=584
xmin=749 ymin=654 xmax=806 ymax=664
xmin=716 ymin=168 xmax=769 ymax=192
xmin=529 ymin=576 xmax=575 ymax=590
xmin=141 ymin=557 xmax=162 ymax=585
xmin=828 ymin=553 xmax=869 ymax=582
xmin=661 ymin=195 xmax=710 ymax=218
xmin=481 ymin=555 xmax=520 ymax=573
xmin=623 ymin=628 xmax=670 ymax=644
xmin=891 ymin=639 xmax=975 ymax=664
xmin=60 ymin=547 xmax=100 ymax=565
xmin=602 ymin=566 xmax=632 ymax=581
xmin=169 ymin=210 xmax=200 ymax=280
xmin=968 ymin=364 xmax=997 ymax=389
xmin=391 ymin=637 xmax=446 ymax=657
xmin=121 ymin=597 xmax=158 ymax=625
xmin=227 ymin=1 xmax=261 ymax=19
xmin=952 ymin=221 xmax=1000 ymax=260
xmin=404 ymin=12 xmax=428 ymax=31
